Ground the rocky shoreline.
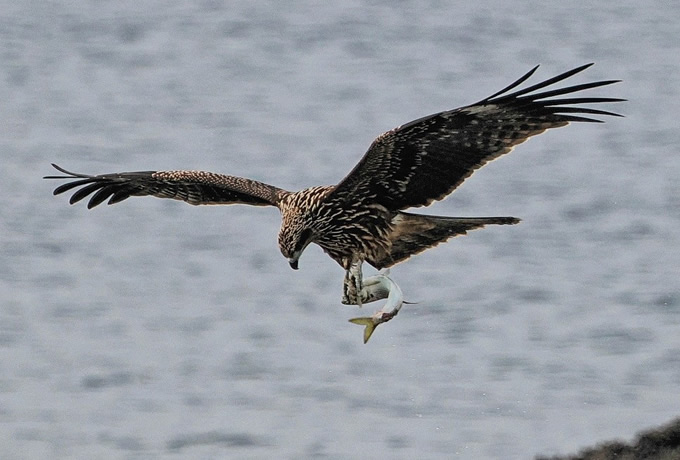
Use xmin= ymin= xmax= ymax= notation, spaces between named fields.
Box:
xmin=537 ymin=417 xmax=680 ymax=460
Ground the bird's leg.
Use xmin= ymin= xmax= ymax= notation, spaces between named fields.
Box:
xmin=342 ymin=261 xmax=364 ymax=307
xmin=342 ymin=270 xmax=390 ymax=306
xmin=347 ymin=270 xmax=405 ymax=343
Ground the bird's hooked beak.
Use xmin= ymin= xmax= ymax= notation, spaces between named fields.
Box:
xmin=288 ymin=258 xmax=299 ymax=270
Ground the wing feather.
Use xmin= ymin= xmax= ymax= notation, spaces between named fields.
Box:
xmin=327 ymin=64 xmax=624 ymax=211
xmin=45 ymin=164 xmax=288 ymax=209
xmin=88 ymin=184 xmax=120 ymax=208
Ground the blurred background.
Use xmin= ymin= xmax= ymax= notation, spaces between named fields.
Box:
xmin=1 ymin=1 xmax=678 ymax=458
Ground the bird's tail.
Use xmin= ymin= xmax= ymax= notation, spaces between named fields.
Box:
xmin=368 ymin=212 xmax=520 ymax=268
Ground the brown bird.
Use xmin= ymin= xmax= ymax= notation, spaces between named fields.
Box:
xmin=45 ymin=63 xmax=623 ymax=313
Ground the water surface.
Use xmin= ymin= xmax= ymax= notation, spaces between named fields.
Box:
xmin=1 ymin=1 xmax=679 ymax=458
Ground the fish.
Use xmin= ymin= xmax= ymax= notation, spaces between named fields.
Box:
xmin=348 ymin=271 xmax=405 ymax=343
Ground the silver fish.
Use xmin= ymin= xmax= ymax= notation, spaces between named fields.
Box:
xmin=348 ymin=271 xmax=404 ymax=343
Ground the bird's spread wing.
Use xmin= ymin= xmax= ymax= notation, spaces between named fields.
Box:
xmin=44 ymin=164 xmax=288 ymax=208
xmin=327 ymin=63 xmax=624 ymax=211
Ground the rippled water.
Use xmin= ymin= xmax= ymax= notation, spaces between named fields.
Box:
xmin=2 ymin=1 xmax=679 ymax=458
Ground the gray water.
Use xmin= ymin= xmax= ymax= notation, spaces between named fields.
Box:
xmin=2 ymin=1 xmax=679 ymax=459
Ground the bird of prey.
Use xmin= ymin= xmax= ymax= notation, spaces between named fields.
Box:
xmin=45 ymin=63 xmax=622 ymax=342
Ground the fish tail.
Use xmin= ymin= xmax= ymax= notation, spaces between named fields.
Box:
xmin=348 ymin=317 xmax=378 ymax=344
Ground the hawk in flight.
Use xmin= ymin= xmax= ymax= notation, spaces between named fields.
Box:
xmin=46 ymin=63 xmax=622 ymax=342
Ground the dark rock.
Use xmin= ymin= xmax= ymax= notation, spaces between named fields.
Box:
xmin=536 ymin=417 xmax=680 ymax=460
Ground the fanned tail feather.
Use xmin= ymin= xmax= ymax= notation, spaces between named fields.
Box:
xmin=368 ymin=213 xmax=521 ymax=269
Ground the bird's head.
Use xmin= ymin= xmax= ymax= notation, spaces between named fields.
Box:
xmin=278 ymin=225 xmax=313 ymax=270
xmin=277 ymin=186 xmax=331 ymax=270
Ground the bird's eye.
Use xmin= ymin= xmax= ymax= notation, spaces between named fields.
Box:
xmin=294 ymin=229 xmax=313 ymax=253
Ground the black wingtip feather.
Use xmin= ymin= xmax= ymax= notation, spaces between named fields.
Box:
xmin=105 ymin=183 xmax=140 ymax=206
xmin=44 ymin=163 xmax=93 ymax=180
xmin=560 ymin=115 xmax=606 ymax=123
xmin=540 ymin=97 xmax=627 ymax=105
xmin=477 ymin=63 xmax=624 ymax=122
xmin=87 ymin=185 xmax=118 ymax=209
xmin=69 ymin=182 xmax=104 ymax=205
xmin=107 ymin=192 xmax=132 ymax=206
xmin=484 ymin=64 xmax=540 ymax=100
xmin=495 ymin=63 xmax=597 ymax=100
xmin=483 ymin=64 xmax=621 ymax=106
xmin=52 ymin=178 xmax=95 ymax=196
xmin=547 ymin=106 xmax=624 ymax=118
xmin=520 ymin=80 xmax=622 ymax=101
